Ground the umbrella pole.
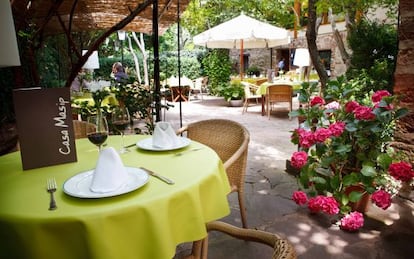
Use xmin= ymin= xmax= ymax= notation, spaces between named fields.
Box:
xmin=240 ymin=40 xmax=244 ymax=80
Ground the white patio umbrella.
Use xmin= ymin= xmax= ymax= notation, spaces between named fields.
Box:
xmin=193 ymin=13 xmax=290 ymax=78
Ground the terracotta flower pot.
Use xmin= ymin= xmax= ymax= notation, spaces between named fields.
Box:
xmin=345 ymin=185 xmax=371 ymax=213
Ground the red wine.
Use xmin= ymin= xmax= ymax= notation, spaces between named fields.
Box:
xmin=87 ymin=132 xmax=108 ymax=146
xmin=113 ymin=120 xmax=129 ymax=131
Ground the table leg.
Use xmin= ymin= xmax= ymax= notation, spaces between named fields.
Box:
xmin=261 ymin=95 xmax=265 ymax=116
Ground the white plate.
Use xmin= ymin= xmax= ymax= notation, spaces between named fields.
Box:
xmin=136 ymin=137 xmax=191 ymax=151
xmin=63 ymin=167 xmax=149 ymax=198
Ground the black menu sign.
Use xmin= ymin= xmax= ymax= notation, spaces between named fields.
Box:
xmin=13 ymin=87 xmax=77 ymax=170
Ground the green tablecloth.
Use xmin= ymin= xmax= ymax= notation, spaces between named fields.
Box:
xmin=256 ymin=81 xmax=298 ymax=95
xmin=0 ymin=135 xmax=230 ymax=259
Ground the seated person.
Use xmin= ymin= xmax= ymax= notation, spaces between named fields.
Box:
xmin=112 ymin=62 xmax=128 ymax=82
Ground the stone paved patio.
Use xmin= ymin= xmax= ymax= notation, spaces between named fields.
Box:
xmin=161 ymin=95 xmax=414 ymax=259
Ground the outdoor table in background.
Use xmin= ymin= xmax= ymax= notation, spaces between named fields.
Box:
xmin=256 ymin=80 xmax=298 ymax=116
xmin=0 ymin=135 xmax=230 ymax=259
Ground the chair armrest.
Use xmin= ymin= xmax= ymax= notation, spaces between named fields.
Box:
xmin=176 ymin=125 xmax=188 ymax=135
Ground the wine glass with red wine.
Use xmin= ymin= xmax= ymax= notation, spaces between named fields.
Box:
xmin=86 ymin=115 xmax=109 ymax=152
xmin=111 ymin=106 xmax=131 ymax=153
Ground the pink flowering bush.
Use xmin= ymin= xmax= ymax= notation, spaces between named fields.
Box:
xmin=289 ymin=81 xmax=412 ymax=231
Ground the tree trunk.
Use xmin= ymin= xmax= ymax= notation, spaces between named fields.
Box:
xmin=306 ymin=0 xmax=329 ymax=91
xmin=393 ymin=0 xmax=414 ymax=161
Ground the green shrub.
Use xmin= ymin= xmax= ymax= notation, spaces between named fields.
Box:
xmin=202 ymin=49 xmax=232 ymax=95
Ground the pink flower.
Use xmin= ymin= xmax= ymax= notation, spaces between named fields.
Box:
xmin=308 ymin=196 xmax=324 ymax=213
xmin=321 ymin=196 xmax=340 ymax=215
xmin=310 ymin=96 xmax=325 ymax=106
xmin=372 ymin=90 xmax=391 ymax=103
xmin=292 ymin=191 xmax=308 ymax=205
xmin=345 ymin=101 xmax=359 ymax=113
xmin=388 ymin=162 xmax=414 ymax=182
xmin=298 ymin=129 xmax=315 ymax=148
xmin=354 ymin=106 xmax=375 ymax=120
xmin=371 ymin=190 xmax=392 ymax=210
xmin=314 ymin=128 xmax=332 ymax=143
xmin=326 ymin=101 xmax=340 ymax=110
xmin=328 ymin=122 xmax=346 ymax=137
xmin=307 ymin=196 xmax=339 ymax=215
xmin=291 ymin=151 xmax=308 ymax=169
xmin=340 ymin=212 xmax=364 ymax=231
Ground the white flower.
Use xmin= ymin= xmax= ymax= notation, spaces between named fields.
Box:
xmin=85 ymin=80 xmax=110 ymax=92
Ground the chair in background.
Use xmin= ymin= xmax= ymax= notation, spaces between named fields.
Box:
xmin=255 ymin=78 xmax=268 ymax=86
xmin=189 ymin=221 xmax=297 ymax=259
xmin=266 ymin=84 xmax=293 ymax=120
xmin=176 ymin=119 xmax=250 ymax=228
xmin=171 ymin=86 xmax=191 ymax=102
xmin=73 ymin=120 xmax=95 ymax=139
xmin=241 ymin=81 xmax=262 ymax=114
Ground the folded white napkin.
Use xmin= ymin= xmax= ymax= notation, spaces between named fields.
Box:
xmin=90 ymin=147 xmax=129 ymax=193
xmin=152 ymin=122 xmax=180 ymax=148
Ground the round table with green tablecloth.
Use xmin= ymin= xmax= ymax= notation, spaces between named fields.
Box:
xmin=0 ymin=135 xmax=230 ymax=259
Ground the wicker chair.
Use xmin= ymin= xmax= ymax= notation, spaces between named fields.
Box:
xmin=190 ymin=221 xmax=297 ymax=259
xmin=176 ymin=119 xmax=250 ymax=228
xmin=266 ymin=84 xmax=293 ymax=120
xmin=241 ymin=82 xmax=261 ymax=114
xmin=72 ymin=120 xmax=95 ymax=139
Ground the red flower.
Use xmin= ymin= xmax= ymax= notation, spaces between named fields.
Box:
xmin=371 ymin=190 xmax=392 ymax=210
xmin=389 ymin=162 xmax=414 ymax=182
xmin=298 ymin=129 xmax=315 ymax=148
xmin=328 ymin=122 xmax=346 ymax=137
xmin=307 ymin=195 xmax=339 ymax=215
xmin=314 ymin=128 xmax=332 ymax=143
xmin=292 ymin=191 xmax=308 ymax=205
xmin=321 ymin=196 xmax=340 ymax=215
xmin=340 ymin=212 xmax=364 ymax=231
xmin=372 ymin=90 xmax=391 ymax=103
xmin=310 ymin=96 xmax=325 ymax=106
xmin=291 ymin=151 xmax=308 ymax=169
xmin=308 ymin=196 xmax=324 ymax=213
xmin=354 ymin=106 xmax=375 ymax=120
xmin=345 ymin=101 xmax=359 ymax=113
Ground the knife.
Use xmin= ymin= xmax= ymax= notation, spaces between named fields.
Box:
xmin=140 ymin=167 xmax=175 ymax=185
xmin=124 ymin=143 xmax=137 ymax=148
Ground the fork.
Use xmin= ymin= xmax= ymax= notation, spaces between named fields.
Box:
xmin=46 ymin=178 xmax=57 ymax=210
xmin=174 ymin=147 xmax=203 ymax=156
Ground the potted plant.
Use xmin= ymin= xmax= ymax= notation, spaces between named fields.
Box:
xmin=246 ymin=66 xmax=261 ymax=77
xmin=219 ymin=81 xmax=245 ymax=106
xmin=289 ymin=80 xmax=413 ymax=232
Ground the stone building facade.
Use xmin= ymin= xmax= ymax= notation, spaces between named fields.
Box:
xmin=229 ymin=22 xmax=348 ymax=78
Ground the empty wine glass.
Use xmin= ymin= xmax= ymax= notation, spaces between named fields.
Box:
xmin=86 ymin=114 xmax=109 ymax=152
xmin=111 ymin=106 xmax=131 ymax=153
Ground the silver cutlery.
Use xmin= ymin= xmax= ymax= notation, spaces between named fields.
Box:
xmin=46 ymin=178 xmax=57 ymax=210
xmin=174 ymin=147 xmax=203 ymax=156
xmin=140 ymin=167 xmax=175 ymax=185
xmin=124 ymin=143 xmax=137 ymax=148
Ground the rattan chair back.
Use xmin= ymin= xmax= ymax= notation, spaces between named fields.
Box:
xmin=177 ymin=119 xmax=250 ymax=228
xmin=266 ymin=84 xmax=293 ymax=119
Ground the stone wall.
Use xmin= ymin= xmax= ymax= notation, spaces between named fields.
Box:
xmin=229 ymin=29 xmax=348 ymax=78
xmin=392 ymin=0 xmax=414 ymax=160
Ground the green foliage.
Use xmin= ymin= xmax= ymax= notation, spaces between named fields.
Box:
xmin=346 ymin=20 xmax=397 ymax=93
xmin=158 ymin=50 xmax=203 ymax=81
xmin=202 ymin=49 xmax=232 ymax=94
xmin=245 ymin=66 xmax=261 ymax=77
xmin=182 ymin=0 xmax=295 ymax=35
xmin=218 ymin=80 xmax=245 ymax=101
